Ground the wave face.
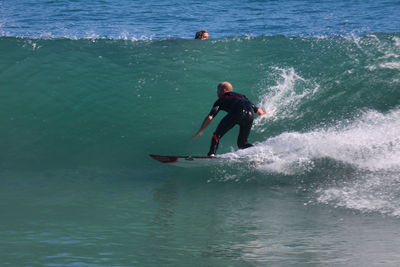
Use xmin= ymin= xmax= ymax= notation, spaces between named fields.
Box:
xmin=1 ymin=33 xmax=400 ymax=216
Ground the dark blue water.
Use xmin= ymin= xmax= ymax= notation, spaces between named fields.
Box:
xmin=1 ymin=0 xmax=399 ymax=39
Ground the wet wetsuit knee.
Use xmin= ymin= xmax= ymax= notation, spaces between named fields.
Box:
xmin=237 ymin=110 xmax=254 ymax=149
xmin=208 ymin=107 xmax=254 ymax=156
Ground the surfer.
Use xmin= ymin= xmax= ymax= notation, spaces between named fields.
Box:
xmin=195 ymin=30 xmax=209 ymax=40
xmin=191 ymin=82 xmax=266 ymax=156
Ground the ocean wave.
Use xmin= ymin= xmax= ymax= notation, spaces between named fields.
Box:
xmin=1 ymin=33 xmax=399 ymax=172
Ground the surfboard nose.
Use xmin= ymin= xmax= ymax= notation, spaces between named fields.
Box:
xmin=149 ymin=154 xmax=179 ymax=163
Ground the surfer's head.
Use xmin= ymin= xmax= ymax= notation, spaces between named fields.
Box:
xmin=217 ymin=82 xmax=233 ymax=97
xmin=195 ymin=30 xmax=209 ymax=40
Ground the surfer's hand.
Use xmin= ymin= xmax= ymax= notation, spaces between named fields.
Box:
xmin=192 ymin=116 xmax=212 ymax=140
xmin=191 ymin=132 xmax=202 ymax=140
xmin=257 ymin=108 xmax=266 ymax=115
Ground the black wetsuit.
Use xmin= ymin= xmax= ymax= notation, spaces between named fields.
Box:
xmin=208 ymin=91 xmax=260 ymax=156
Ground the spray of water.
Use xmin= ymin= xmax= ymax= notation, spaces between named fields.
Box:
xmin=222 ymin=108 xmax=400 ymax=216
xmin=254 ymin=67 xmax=319 ymax=130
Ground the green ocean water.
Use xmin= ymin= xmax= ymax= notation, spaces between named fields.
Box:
xmin=1 ymin=34 xmax=400 ymax=265
xmin=1 ymin=35 xmax=399 ymax=169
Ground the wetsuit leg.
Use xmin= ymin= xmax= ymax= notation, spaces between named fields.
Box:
xmin=237 ymin=120 xmax=253 ymax=149
xmin=237 ymin=110 xmax=254 ymax=149
xmin=208 ymin=114 xmax=237 ymax=156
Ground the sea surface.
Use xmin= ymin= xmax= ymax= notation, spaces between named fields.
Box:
xmin=1 ymin=0 xmax=400 ymax=266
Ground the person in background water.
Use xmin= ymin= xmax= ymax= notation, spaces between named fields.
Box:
xmin=191 ymin=82 xmax=266 ymax=156
xmin=195 ymin=30 xmax=209 ymax=39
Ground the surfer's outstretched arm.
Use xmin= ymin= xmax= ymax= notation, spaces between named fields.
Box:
xmin=191 ymin=115 xmax=213 ymax=140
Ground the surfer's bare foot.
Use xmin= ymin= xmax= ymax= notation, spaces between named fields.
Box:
xmin=209 ymin=154 xmax=215 ymax=157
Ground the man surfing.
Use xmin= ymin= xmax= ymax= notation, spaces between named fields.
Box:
xmin=191 ymin=82 xmax=266 ymax=156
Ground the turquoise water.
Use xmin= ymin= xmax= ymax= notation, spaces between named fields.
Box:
xmin=1 ymin=1 xmax=400 ymax=266
xmin=2 ymin=35 xmax=399 ymax=169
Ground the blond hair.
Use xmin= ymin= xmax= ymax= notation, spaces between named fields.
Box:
xmin=218 ymin=82 xmax=233 ymax=92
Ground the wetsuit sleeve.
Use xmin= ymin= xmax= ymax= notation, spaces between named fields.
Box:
xmin=208 ymin=99 xmax=221 ymax=117
xmin=250 ymin=102 xmax=259 ymax=113
xmin=244 ymin=95 xmax=260 ymax=113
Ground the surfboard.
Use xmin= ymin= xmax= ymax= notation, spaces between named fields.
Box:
xmin=149 ymin=154 xmax=221 ymax=167
xmin=149 ymin=153 xmax=269 ymax=168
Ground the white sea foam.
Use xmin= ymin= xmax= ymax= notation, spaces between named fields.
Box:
xmin=1 ymin=31 xmax=155 ymax=41
xmin=364 ymin=34 xmax=400 ymax=72
xmin=229 ymin=109 xmax=400 ymax=172
xmin=393 ymin=36 xmax=400 ymax=47
xmin=379 ymin=62 xmax=400 ymax=70
xmin=316 ymin=169 xmax=400 ymax=216
xmin=222 ymin=108 xmax=400 ymax=216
